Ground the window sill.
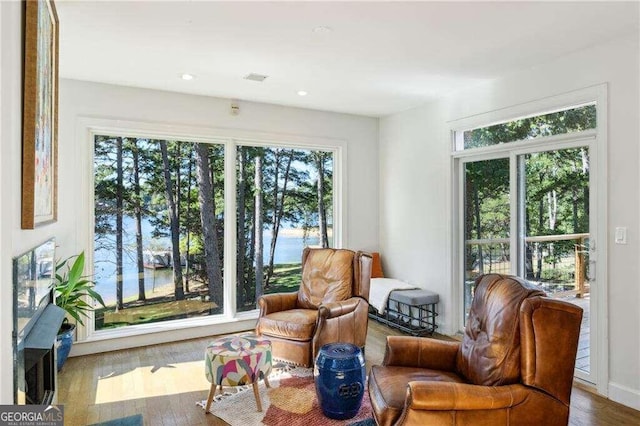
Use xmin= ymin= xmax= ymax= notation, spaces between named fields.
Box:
xmin=70 ymin=310 xmax=259 ymax=357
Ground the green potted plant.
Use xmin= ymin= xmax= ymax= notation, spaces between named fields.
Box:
xmin=54 ymin=251 xmax=105 ymax=371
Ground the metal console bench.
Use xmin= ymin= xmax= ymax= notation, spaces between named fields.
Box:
xmin=369 ymin=289 xmax=439 ymax=336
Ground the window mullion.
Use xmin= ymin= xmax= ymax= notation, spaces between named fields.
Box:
xmin=225 ymin=139 xmax=237 ymax=319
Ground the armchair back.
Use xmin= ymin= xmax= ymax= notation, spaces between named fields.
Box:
xmin=296 ymin=248 xmax=372 ymax=309
xmin=297 ymin=248 xmax=355 ymax=309
xmin=456 ymin=274 xmax=545 ymax=386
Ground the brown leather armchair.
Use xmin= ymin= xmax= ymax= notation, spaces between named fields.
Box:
xmin=255 ymin=248 xmax=372 ymax=367
xmin=368 ymin=274 xmax=583 ymax=426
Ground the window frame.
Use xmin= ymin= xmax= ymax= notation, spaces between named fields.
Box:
xmin=73 ymin=117 xmax=345 ymax=353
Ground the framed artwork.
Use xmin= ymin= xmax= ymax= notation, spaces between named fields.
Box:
xmin=22 ymin=0 xmax=59 ymax=229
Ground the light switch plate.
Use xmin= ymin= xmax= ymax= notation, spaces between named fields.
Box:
xmin=615 ymin=227 xmax=627 ymax=244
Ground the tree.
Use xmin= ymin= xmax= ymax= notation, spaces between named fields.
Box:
xmin=183 ymin=149 xmax=195 ymax=293
xmin=115 ymin=137 xmax=124 ymax=310
xmin=195 ymin=143 xmax=223 ymax=309
xmin=254 ymin=151 xmax=264 ymax=302
xmin=315 ymin=151 xmax=330 ymax=248
xmin=158 ymin=140 xmax=185 ymax=300
xmin=265 ymin=149 xmax=294 ymax=287
xmin=237 ymin=147 xmax=249 ymax=305
xmin=128 ymin=138 xmax=146 ymax=301
xmin=94 ymin=136 xmax=119 ymax=285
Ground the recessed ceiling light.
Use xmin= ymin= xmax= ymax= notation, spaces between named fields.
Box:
xmin=297 ymin=90 xmax=308 ymax=96
xmin=313 ymin=26 xmax=332 ymax=33
xmin=181 ymin=73 xmax=194 ymax=81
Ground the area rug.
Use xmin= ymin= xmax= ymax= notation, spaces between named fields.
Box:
xmin=196 ymin=365 xmax=373 ymax=426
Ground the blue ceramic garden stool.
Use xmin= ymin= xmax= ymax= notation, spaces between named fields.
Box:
xmin=314 ymin=342 xmax=365 ymax=420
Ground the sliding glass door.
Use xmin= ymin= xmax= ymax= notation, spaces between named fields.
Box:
xmin=456 ymin=102 xmax=599 ymax=384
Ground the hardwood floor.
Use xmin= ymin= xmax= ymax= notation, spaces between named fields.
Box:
xmin=58 ymin=321 xmax=640 ymax=425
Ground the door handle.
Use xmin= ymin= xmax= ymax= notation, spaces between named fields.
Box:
xmin=588 ymin=261 xmax=596 ymax=281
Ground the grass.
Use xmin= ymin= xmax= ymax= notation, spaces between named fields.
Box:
xmin=95 ymin=263 xmax=302 ymax=329
xmin=265 ymin=263 xmax=302 ymax=294
xmin=103 ymin=299 xmax=217 ymax=325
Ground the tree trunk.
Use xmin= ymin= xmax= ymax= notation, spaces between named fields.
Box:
xmin=537 ymin=198 xmax=544 ymax=280
xmin=547 ymin=190 xmax=557 ymax=230
xmin=572 ymin=188 xmax=579 ymax=232
xmin=132 ymin=139 xmax=146 ymax=301
xmin=116 ymin=137 xmax=124 ymax=310
xmin=184 ymin=150 xmax=194 ymax=293
xmin=582 ymin=148 xmax=590 ymax=223
xmin=237 ymin=148 xmax=248 ymax=306
xmin=254 ymin=153 xmax=264 ymax=302
xmin=316 ymin=152 xmax=329 ymax=248
xmin=464 ymin=174 xmax=475 ymax=272
xmin=266 ymin=150 xmax=294 ymax=287
xmin=159 ymin=140 xmax=185 ymax=300
xmin=175 ymin=142 xmax=181 ymax=225
xmin=473 ymin=185 xmax=484 ymax=275
xmin=195 ymin=143 xmax=223 ymax=309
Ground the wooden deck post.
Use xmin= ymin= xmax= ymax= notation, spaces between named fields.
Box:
xmin=575 ymin=237 xmax=586 ymax=298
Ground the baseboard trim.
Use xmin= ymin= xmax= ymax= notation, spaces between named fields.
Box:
xmin=609 ymin=381 xmax=640 ymax=411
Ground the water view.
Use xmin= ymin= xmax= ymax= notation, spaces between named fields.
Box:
xmin=94 ymin=218 xmax=319 ymax=305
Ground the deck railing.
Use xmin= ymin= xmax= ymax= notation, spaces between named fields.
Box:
xmin=465 ymin=233 xmax=589 ymax=297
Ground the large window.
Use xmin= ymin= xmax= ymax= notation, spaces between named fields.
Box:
xmin=94 ymin=136 xmax=224 ymax=330
xmin=93 ymin=135 xmax=336 ymax=330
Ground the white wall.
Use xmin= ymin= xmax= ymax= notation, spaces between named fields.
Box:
xmin=380 ymin=33 xmax=640 ymax=409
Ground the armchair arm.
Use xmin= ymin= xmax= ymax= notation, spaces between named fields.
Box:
xmin=313 ymin=297 xmax=369 ymax=356
xmin=406 ymin=382 xmax=529 ymax=411
xmin=384 ymin=336 xmax=460 ymax=371
xmin=318 ymin=297 xmax=362 ymax=319
xmin=257 ymin=292 xmax=298 ymax=316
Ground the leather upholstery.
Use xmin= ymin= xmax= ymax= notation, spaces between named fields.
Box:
xmin=298 ymin=249 xmax=354 ymax=308
xmin=368 ymin=273 xmax=583 ymax=426
xmin=256 ymin=247 xmax=372 ymax=367
xmin=457 ymin=274 xmax=545 ymax=386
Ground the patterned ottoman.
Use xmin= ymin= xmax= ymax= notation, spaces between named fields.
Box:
xmin=204 ymin=334 xmax=272 ymax=413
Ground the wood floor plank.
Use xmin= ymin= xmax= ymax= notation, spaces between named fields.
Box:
xmin=57 ymin=322 xmax=640 ymax=425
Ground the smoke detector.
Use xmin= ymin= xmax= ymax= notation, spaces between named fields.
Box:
xmin=244 ymin=73 xmax=268 ymax=82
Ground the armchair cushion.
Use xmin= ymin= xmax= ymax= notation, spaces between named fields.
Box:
xmin=297 ymin=249 xmax=354 ymax=309
xmin=369 ymin=365 xmax=467 ymax=426
xmin=257 ymin=309 xmax=317 ymax=341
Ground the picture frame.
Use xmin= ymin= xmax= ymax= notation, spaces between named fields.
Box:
xmin=22 ymin=0 xmax=59 ymax=229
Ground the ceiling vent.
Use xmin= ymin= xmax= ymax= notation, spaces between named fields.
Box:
xmin=244 ymin=73 xmax=268 ymax=82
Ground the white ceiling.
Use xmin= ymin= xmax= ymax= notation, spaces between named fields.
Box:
xmin=56 ymin=1 xmax=639 ymax=117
